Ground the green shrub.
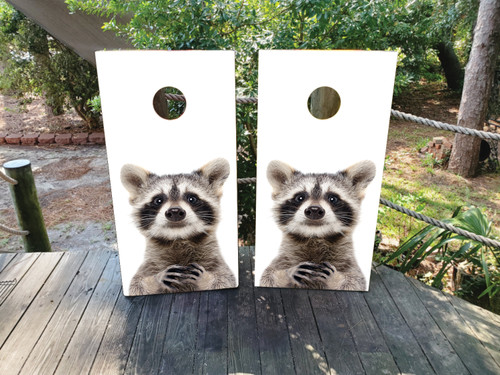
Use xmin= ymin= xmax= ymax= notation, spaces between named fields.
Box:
xmin=0 ymin=2 xmax=100 ymax=128
xmin=382 ymin=206 xmax=500 ymax=312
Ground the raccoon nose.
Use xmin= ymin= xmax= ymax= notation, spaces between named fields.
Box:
xmin=304 ymin=206 xmax=325 ymax=220
xmin=166 ymin=207 xmax=186 ymax=222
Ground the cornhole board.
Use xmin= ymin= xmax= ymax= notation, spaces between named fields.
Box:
xmin=255 ymin=50 xmax=397 ymax=291
xmin=96 ymin=50 xmax=238 ymax=296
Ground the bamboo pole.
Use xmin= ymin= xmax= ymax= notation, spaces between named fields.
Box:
xmin=3 ymin=159 xmax=51 ymax=252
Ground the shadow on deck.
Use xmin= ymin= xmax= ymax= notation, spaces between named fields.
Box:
xmin=0 ymin=247 xmax=499 ymax=374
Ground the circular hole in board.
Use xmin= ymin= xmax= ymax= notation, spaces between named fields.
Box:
xmin=307 ymin=86 xmax=341 ymax=120
xmin=153 ymin=87 xmax=186 ymax=120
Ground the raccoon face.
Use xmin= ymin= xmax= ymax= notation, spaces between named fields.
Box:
xmin=267 ymin=160 xmax=376 ymax=239
xmin=121 ymin=158 xmax=229 ymax=241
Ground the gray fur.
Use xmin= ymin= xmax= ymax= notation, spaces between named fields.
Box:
xmin=121 ymin=158 xmax=236 ymax=295
xmin=260 ymin=160 xmax=376 ymax=291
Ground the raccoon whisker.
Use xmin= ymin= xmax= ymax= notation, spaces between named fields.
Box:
xmin=196 ymin=215 xmax=216 ymax=220
xmin=136 ymin=214 xmax=158 ymax=220
xmin=335 ymin=213 xmax=356 ymax=219
xmin=334 ymin=214 xmax=358 ymax=222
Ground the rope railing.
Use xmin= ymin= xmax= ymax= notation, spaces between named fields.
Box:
xmin=0 ymin=170 xmax=17 ymax=185
xmin=237 ymin=177 xmax=257 ymax=184
xmin=0 ymin=169 xmax=29 ymax=237
xmin=228 ymin=95 xmax=500 ymax=248
xmin=379 ymin=199 xmax=500 ymax=249
xmin=165 ymin=93 xmax=500 ymax=140
xmin=0 ymin=223 xmax=28 ymax=236
xmin=390 ymin=109 xmax=500 ymax=141
xmin=164 ymin=93 xmax=186 ymax=102
xmin=236 ymin=177 xmax=500 ymax=249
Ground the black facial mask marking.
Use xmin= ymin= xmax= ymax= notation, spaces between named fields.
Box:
xmin=279 ymin=191 xmax=309 ymax=225
xmin=326 ymin=192 xmax=354 ymax=226
xmin=184 ymin=192 xmax=216 ymax=225
xmin=139 ymin=193 xmax=168 ymax=230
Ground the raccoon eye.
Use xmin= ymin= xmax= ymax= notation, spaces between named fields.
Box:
xmin=294 ymin=193 xmax=306 ymax=203
xmin=187 ymin=194 xmax=198 ymax=204
xmin=152 ymin=196 xmax=164 ymax=207
xmin=328 ymin=194 xmax=339 ymax=204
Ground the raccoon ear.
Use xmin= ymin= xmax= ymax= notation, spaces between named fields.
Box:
xmin=198 ymin=158 xmax=230 ymax=192
xmin=267 ymin=160 xmax=295 ymax=193
xmin=344 ymin=160 xmax=376 ymax=196
xmin=121 ymin=164 xmax=150 ymax=199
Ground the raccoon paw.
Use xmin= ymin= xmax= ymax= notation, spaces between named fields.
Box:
xmin=288 ymin=262 xmax=336 ymax=289
xmin=157 ymin=263 xmax=205 ymax=292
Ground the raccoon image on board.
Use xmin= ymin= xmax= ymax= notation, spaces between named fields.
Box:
xmin=260 ymin=160 xmax=376 ymax=291
xmin=120 ymin=158 xmax=236 ymax=295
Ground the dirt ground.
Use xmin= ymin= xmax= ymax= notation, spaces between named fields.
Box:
xmin=0 ymin=94 xmax=91 ymax=134
xmin=389 ymin=83 xmax=500 ymax=216
xmin=0 ymin=93 xmax=114 ymax=252
xmin=0 ymin=144 xmax=116 ymax=252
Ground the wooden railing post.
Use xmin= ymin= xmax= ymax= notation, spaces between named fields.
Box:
xmin=3 ymin=159 xmax=51 ymax=252
xmin=308 ymin=86 xmax=341 ymax=119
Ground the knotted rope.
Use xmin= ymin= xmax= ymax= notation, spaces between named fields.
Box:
xmin=235 ymin=177 xmax=500 ymax=249
xmin=390 ymin=109 xmax=500 ymax=141
xmin=0 ymin=170 xmax=28 ymax=236
xmin=0 ymin=170 xmax=17 ymax=185
xmin=0 ymin=223 xmax=28 ymax=236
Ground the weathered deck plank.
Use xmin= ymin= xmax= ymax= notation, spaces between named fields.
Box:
xmin=446 ymin=293 xmax=500 ymax=367
xmin=89 ymin=292 xmax=145 ymax=375
xmin=193 ymin=291 xmax=229 ymax=375
xmin=254 ymin=287 xmax=295 ymax=374
xmin=227 ymin=246 xmax=261 ymax=374
xmin=408 ymin=276 xmax=499 ymax=374
xmin=158 ymin=292 xmax=202 ymax=374
xmin=21 ymin=251 xmax=112 ymax=375
xmin=124 ymin=293 xmax=173 ymax=374
xmin=364 ymin=267 xmax=435 ymax=374
xmin=337 ymin=290 xmax=401 ymax=374
xmin=376 ymin=264 xmax=470 ymax=374
xmin=0 ymin=248 xmax=498 ymax=375
xmin=281 ymin=288 xmax=330 ymax=374
xmin=0 ymin=251 xmax=88 ymax=375
xmin=309 ymin=290 xmax=365 ymax=374
xmin=54 ymin=251 xmax=119 ymax=375
xmin=0 ymin=252 xmax=39 ymax=311
xmin=0 ymin=252 xmax=17 ymax=273
xmin=0 ymin=252 xmax=59 ymax=347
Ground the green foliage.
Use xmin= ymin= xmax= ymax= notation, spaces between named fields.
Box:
xmin=87 ymin=95 xmax=101 ymax=115
xmin=0 ymin=1 xmax=100 ymax=128
xmin=236 ymin=102 xmax=257 ymax=244
xmin=66 ymin=0 xmax=478 ymax=95
xmin=382 ymin=206 xmax=500 ymax=311
xmin=64 ymin=0 xmax=479 ymax=242
xmin=415 ymin=137 xmax=430 ymax=152
xmin=421 ymin=150 xmax=451 ymax=172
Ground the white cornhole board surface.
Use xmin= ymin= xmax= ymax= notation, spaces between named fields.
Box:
xmin=255 ymin=50 xmax=397 ymax=290
xmin=96 ymin=50 xmax=238 ymax=296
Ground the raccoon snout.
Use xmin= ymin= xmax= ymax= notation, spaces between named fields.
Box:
xmin=304 ymin=206 xmax=325 ymax=220
xmin=165 ymin=207 xmax=186 ymax=222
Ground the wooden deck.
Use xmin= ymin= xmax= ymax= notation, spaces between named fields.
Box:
xmin=0 ymin=247 xmax=499 ymax=375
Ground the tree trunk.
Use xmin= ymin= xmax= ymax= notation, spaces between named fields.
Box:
xmin=435 ymin=42 xmax=464 ymax=91
xmin=448 ymin=0 xmax=500 ymax=177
